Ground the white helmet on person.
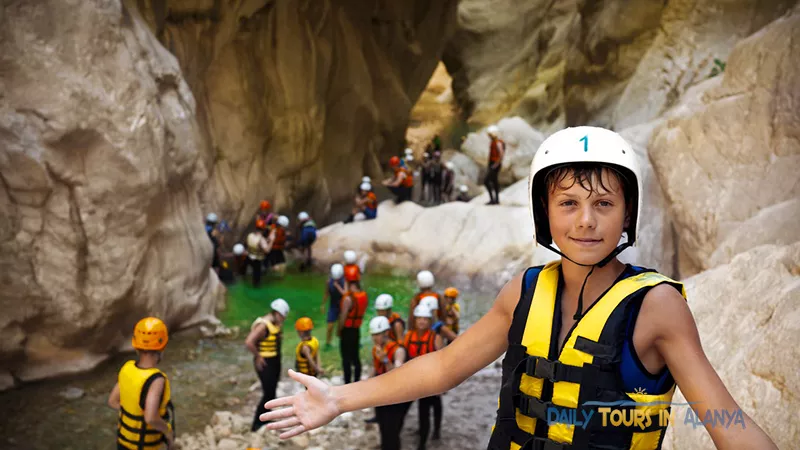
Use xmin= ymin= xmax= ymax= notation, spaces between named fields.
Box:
xmin=445 ymin=161 xmax=455 ymax=170
xmin=206 ymin=213 xmax=218 ymax=223
xmin=360 ymin=182 xmax=372 ymax=192
xmin=416 ymin=270 xmax=434 ymax=289
xmin=487 ymin=125 xmax=500 ymax=136
xmin=528 ymin=126 xmax=642 ymax=265
xmin=369 ymin=316 xmax=391 ymax=334
xmin=375 ymin=293 xmax=394 ymax=310
xmin=413 ymin=304 xmax=433 ymax=318
xmin=420 ymin=295 xmax=439 ymax=311
xmin=233 ymin=243 xmax=245 ymax=255
xmin=344 ymin=250 xmax=357 ymax=264
xmin=459 ymin=185 xmax=468 ymax=193
xmin=404 ymin=148 xmax=414 ymax=155
xmin=405 ymin=155 xmax=414 ymax=162
xmin=330 ymin=263 xmax=344 ymax=279
xmin=270 ymin=298 xmax=290 ymax=318
xmin=277 ymin=215 xmax=290 ymax=227
xmin=297 ymin=211 xmax=309 ymax=221
xmin=362 ymin=176 xmax=371 ymax=183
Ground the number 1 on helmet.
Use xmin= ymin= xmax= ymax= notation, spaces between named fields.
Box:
xmin=580 ymin=135 xmax=588 ymax=152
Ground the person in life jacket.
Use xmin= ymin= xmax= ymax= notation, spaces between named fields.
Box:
xmin=266 ymin=215 xmax=290 ymax=276
xmin=295 ymin=212 xmax=317 ymax=271
xmin=259 ymin=126 xmax=778 ymax=450
xmin=442 ymin=287 xmax=461 ymax=335
xmin=321 ymin=263 xmax=347 ymax=349
xmin=375 ymin=293 xmax=405 ymax=342
xmin=342 ymin=250 xmax=361 ymax=283
xmin=420 ymin=295 xmax=458 ymax=345
xmin=484 ymin=124 xmax=506 ymax=205
xmin=369 ymin=316 xmax=412 ymax=450
xmin=441 ymin=161 xmax=455 ymax=202
xmin=382 ymin=156 xmax=413 ymax=204
xmin=455 ymin=184 xmax=471 ymax=202
xmin=256 ymin=200 xmax=273 ymax=224
xmin=346 ymin=182 xmax=378 ymax=223
xmin=295 ymin=317 xmax=324 ymax=377
xmin=338 ymin=280 xmax=368 ymax=384
xmin=233 ymin=243 xmax=248 ymax=278
xmin=407 ymin=270 xmax=440 ymax=327
xmin=108 ymin=317 xmax=175 ymax=450
xmin=245 ymin=298 xmax=290 ymax=432
xmin=403 ymin=304 xmax=444 ymax=449
xmin=245 ymin=219 xmax=272 ymax=287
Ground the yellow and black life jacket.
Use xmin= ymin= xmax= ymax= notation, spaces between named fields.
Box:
xmin=445 ymin=302 xmax=460 ymax=334
xmin=252 ymin=317 xmax=282 ymax=358
xmin=117 ymin=360 xmax=175 ymax=450
xmin=295 ymin=337 xmax=320 ymax=376
xmin=488 ymin=261 xmax=686 ymax=450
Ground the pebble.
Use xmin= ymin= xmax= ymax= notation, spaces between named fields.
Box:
xmin=59 ymin=387 xmax=85 ymax=400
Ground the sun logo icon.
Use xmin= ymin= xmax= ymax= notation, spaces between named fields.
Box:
xmin=634 ymin=387 xmax=648 ymax=395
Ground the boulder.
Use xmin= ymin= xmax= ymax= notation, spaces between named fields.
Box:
xmin=662 ymin=243 xmax=800 ymax=450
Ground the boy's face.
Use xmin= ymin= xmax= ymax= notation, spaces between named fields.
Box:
xmin=547 ymin=169 xmax=628 ymax=266
xmin=371 ymin=333 xmax=384 ymax=346
xmin=415 ymin=317 xmax=432 ymax=331
xmin=377 ymin=309 xmax=389 ymax=317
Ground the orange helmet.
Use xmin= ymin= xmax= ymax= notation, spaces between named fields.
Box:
xmin=260 ymin=200 xmax=271 ymax=211
xmin=389 ymin=156 xmax=400 ymax=167
xmin=445 ymin=287 xmax=459 ymax=298
xmin=344 ymin=264 xmax=360 ymax=282
xmin=295 ymin=317 xmax=314 ymax=332
xmin=132 ymin=317 xmax=168 ymax=351
xmin=255 ymin=219 xmax=267 ymax=230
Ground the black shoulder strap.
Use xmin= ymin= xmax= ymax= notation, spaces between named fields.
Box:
xmin=139 ymin=372 xmax=166 ymax=410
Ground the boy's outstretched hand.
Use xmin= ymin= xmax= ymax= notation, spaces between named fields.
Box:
xmin=259 ymin=369 xmax=341 ymax=439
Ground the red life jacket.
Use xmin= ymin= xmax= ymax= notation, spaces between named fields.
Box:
xmin=342 ymin=291 xmax=368 ymax=328
xmin=372 ymin=340 xmax=401 ymax=376
xmin=395 ymin=167 xmax=414 ymax=188
xmin=344 ymin=264 xmax=361 ymax=282
xmin=403 ymin=329 xmax=436 ymax=359
xmin=489 ymin=138 xmax=505 ymax=163
xmin=271 ymin=225 xmax=287 ymax=250
xmin=365 ymin=192 xmax=378 ymax=210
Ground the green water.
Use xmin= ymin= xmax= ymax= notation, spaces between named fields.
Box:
xmin=220 ymin=271 xmax=418 ymax=374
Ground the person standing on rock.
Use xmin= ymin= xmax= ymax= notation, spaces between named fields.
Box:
xmin=295 ymin=317 xmax=324 ymax=378
xmin=295 ymin=212 xmax=317 ymax=271
xmin=245 ymin=298 xmax=290 ymax=432
xmin=245 ymin=219 xmax=272 ymax=287
xmin=383 ymin=156 xmax=413 ymax=203
xmin=484 ymin=125 xmax=505 ymax=205
xmin=430 ymin=151 xmax=444 ymax=205
xmin=321 ymin=264 xmax=347 ymax=349
xmin=408 ymin=270 xmax=440 ymax=328
xmin=338 ymin=280 xmax=369 ymax=384
xmin=403 ymin=304 xmax=444 ymax=449
xmin=108 ymin=317 xmax=175 ymax=450
xmin=258 ymin=126 xmax=780 ymax=450
xmin=369 ymin=316 xmax=411 ymax=450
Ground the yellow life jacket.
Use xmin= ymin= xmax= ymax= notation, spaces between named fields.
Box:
xmin=117 ymin=360 xmax=174 ymax=450
xmin=295 ymin=336 xmax=320 ymax=376
xmin=445 ymin=302 xmax=460 ymax=334
xmin=252 ymin=317 xmax=282 ymax=358
xmin=489 ymin=261 xmax=686 ymax=450
xmin=247 ymin=232 xmax=265 ymax=260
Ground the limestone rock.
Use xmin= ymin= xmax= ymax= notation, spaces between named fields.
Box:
xmin=470 ymin=178 xmax=529 ymax=207
xmin=650 ymin=10 xmax=800 ymax=274
xmin=662 ymin=243 xmax=800 ymax=450
xmin=443 ymin=150 xmax=483 ymax=194
xmin=0 ymin=0 xmax=222 ymax=386
xmin=460 ymin=117 xmax=545 ymax=185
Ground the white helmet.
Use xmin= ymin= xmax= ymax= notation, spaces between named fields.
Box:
xmin=360 ymin=182 xmax=372 ymax=192
xmin=404 ymin=148 xmax=413 ymax=155
xmin=405 ymin=155 xmax=414 ymax=162
xmin=487 ymin=125 xmax=500 ymax=135
xmin=206 ymin=213 xmax=218 ymax=223
xmin=330 ymin=263 xmax=344 ymax=279
xmin=459 ymin=185 xmax=468 ymax=193
xmin=416 ymin=270 xmax=434 ymax=288
xmin=528 ymin=126 xmax=642 ymax=260
xmin=369 ymin=316 xmax=391 ymax=334
xmin=375 ymin=293 xmax=393 ymax=310
xmin=362 ymin=176 xmax=371 ymax=183
xmin=445 ymin=161 xmax=455 ymax=170
xmin=413 ymin=304 xmax=433 ymax=318
xmin=233 ymin=243 xmax=245 ymax=255
xmin=423 ymin=152 xmax=430 ymax=158
xmin=297 ymin=211 xmax=309 ymax=221
xmin=277 ymin=215 xmax=290 ymax=227
xmin=420 ymin=295 xmax=439 ymax=311
xmin=270 ymin=298 xmax=290 ymax=317
xmin=344 ymin=250 xmax=357 ymax=264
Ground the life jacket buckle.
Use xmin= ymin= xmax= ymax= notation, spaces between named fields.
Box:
xmin=525 ymin=436 xmax=569 ymax=450
xmin=525 ymin=356 xmax=563 ymax=382
xmin=518 ymin=394 xmax=551 ymax=420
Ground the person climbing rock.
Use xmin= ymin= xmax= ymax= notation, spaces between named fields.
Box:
xmin=245 ymin=298 xmax=289 ymax=432
xmin=295 ymin=317 xmax=323 ymax=378
xmin=259 ymin=126 xmax=779 ymax=450
xmin=266 ymin=215 xmax=289 ymax=276
xmin=455 ymin=185 xmax=471 ymax=202
xmin=295 ymin=212 xmax=317 ymax=271
xmin=343 ymin=250 xmax=361 ymax=283
xmin=108 ymin=317 xmax=175 ymax=450
xmin=430 ymin=151 xmax=444 ymax=205
xmin=369 ymin=316 xmax=411 ymax=450
xmin=484 ymin=125 xmax=505 ymax=205
xmin=382 ymin=156 xmax=413 ymax=204
xmin=403 ymin=304 xmax=444 ymax=449
xmin=321 ymin=263 xmax=346 ymax=349
xmin=375 ymin=293 xmax=405 ymax=342
xmin=442 ymin=287 xmax=461 ymax=336
xmin=205 ymin=213 xmax=222 ymax=273
xmin=407 ymin=270 xmax=440 ymax=328
xmin=245 ymin=219 xmax=272 ymax=287
xmin=442 ymin=161 xmax=455 ymax=202
xmin=338 ymin=280 xmax=368 ymax=384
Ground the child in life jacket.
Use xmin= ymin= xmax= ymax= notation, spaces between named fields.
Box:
xmin=294 ymin=317 xmax=323 ymax=377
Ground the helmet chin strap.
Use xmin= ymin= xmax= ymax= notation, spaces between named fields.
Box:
xmin=540 ymin=240 xmax=633 ymax=320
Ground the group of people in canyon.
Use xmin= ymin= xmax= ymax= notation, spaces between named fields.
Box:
xmin=245 ymin=252 xmax=463 ymax=450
